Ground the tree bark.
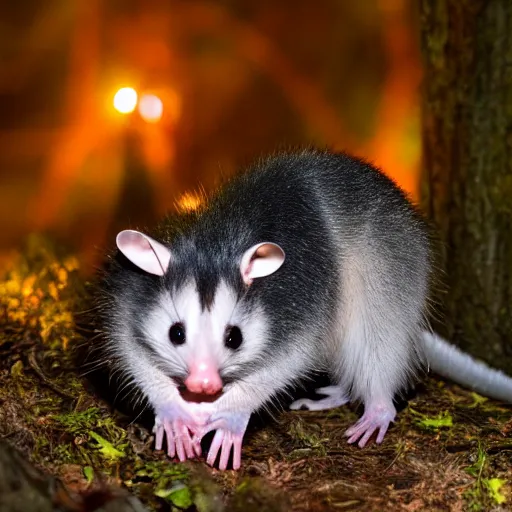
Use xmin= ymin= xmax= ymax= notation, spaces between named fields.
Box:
xmin=420 ymin=0 xmax=512 ymax=371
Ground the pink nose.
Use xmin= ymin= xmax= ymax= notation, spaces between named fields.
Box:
xmin=184 ymin=361 xmax=223 ymax=395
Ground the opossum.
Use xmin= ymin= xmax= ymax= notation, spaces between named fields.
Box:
xmin=95 ymin=148 xmax=512 ymax=470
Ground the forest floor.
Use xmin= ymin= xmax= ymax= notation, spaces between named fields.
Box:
xmin=0 ymin=236 xmax=511 ymax=512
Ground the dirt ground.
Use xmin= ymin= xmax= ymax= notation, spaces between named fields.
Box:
xmin=1 ymin=236 xmax=511 ymax=511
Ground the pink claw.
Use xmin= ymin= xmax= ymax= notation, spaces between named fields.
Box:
xmin=205 ymin=429 xmax=243 ymax=470
xmin=206 ymin=429 xmax=223 ymax=467
xmin=154 ymin=419 xmax=197 ymax=461
xmin=155 ymin=423 xmax=164 ymax=451
xmin=153 ymin=400 xmax=214 ymax=462
xmin=345 ymin=401 xmax=396 ymax=448
xmin=195 ymin=412 xmax=250 ymax=470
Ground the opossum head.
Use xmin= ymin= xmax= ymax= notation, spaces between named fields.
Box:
xmin=116 ymin=229 xmax=285 ymax=396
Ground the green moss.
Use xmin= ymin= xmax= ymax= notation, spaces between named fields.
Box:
xmin=465 ymin=445 xmax=486 ymax=478
xmin=483 ymin=478 xmax=507 ymax=505
xmin=462 ymin=443 xmax=509 ymax=509
xmin=48 ymin=407 xmax=129 ymax=468
xmin=133 ymin=460 xmax=189 ymax=481
xmin=88 ymin=431 xmax=126 ymax=460
xmin=52 ymin=408 xmax=103 ymax=434
xmin=53 ymin=444 xmax=80 ymax=464
xmin=83 ymin=465 xmax=94 ymax=484
xmin=155 ymin=484 xmax=193 ymax=509
xmin=409 ymin=408 xmax=453 ymax=431
xmin=286 ymin=418 xmax=328 ymax=457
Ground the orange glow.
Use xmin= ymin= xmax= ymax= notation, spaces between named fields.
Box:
xmin=5 ymin=1 xmax=422 ymax=272
xmin=139 ymin=94 xmax=163 ymax=122
xmin=364 ymin=0 xmax=421 ymax=199
xmin=162 ymin=88 xmax=181 ymax=123
xmin=113 ymin=87 xmax=138 ymax=114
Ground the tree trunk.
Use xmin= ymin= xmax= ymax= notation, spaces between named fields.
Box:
xmin=420 ymin=0 xmax=512 ymax=372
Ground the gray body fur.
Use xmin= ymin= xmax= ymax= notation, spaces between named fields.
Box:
xmin=95 ymin=149 xmax=512 ymax=465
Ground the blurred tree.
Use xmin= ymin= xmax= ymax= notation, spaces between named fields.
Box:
xmin=421 ymin=0 xmax=512 ymax=371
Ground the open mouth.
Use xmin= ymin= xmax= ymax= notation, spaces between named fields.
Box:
xmin=178 ymin=387 xmax=223 ymax=403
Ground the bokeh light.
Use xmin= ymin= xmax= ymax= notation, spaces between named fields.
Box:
xmin=113 ymin=87 xmax=138 ymax=114
xmin=0 ymin=2 xmax=422 ymax=271
xmin=138 ymin=94 xmax=164 ymax=123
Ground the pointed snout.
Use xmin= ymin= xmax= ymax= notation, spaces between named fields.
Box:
xmin=184 ymin=360 xmax=223 ymax=395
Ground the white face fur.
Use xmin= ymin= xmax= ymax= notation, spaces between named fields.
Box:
xmin=143 ymin=278 xmax=270 ymax=380
xmin=115 ymin=230 xmax=286 ymax=383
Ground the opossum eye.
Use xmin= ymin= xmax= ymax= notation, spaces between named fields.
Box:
xmin=169 ymin=322 xmax=186 ymax=345
xmin=224 ymin=326 xmax=243 ymax=350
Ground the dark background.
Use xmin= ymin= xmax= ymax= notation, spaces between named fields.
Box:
xmin=0 ymin=0 xmax=421 ymax=270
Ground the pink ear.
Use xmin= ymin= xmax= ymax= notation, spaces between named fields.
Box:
xmin=116 ymin=230 xmax=171 ymax=276
xmin=240 ymin=242 xmax=285 ymax=285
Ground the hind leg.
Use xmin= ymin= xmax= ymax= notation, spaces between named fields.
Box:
xmin=335 ymin=251 xmax=426 ymax=448
xmin=337 ymin=308 xmax=412 ymax=448
xmin=290 ymin=385 xmax=349 ymax=411
xmin=338 ymin=327 xmax=405 ymax=449
xmin=290 ymin=383 xmax=396 ymax=446
xmin=344 ymin=397 xmax=396 ymax=447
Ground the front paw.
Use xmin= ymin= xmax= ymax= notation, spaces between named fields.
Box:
xmin=153 ymin=400 xmax=213 ymax=461
xmin=195 ymin=411 xmax=251 ymax=470
xmin=154 ymin=414 xmax=199 ymax=461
